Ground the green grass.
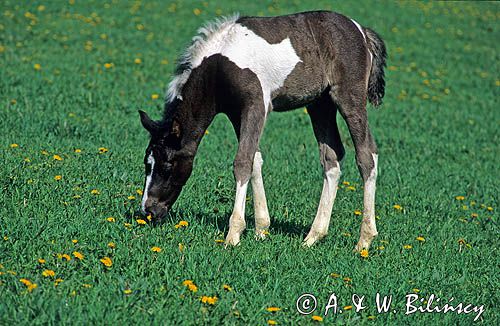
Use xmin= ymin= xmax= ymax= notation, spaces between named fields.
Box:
xmin=1 ymin=0 xmax=498 ymax=324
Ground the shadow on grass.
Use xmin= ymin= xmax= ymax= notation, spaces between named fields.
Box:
xmin=126 ymin=207 xmax=308 ymax=237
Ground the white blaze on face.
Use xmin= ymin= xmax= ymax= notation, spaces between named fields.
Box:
xmin=166 ymin=16 xmax=302 ymax=113
xmin=141 ymin=152 xmax=155 ymax=212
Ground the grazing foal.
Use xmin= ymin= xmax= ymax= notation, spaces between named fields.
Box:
xmin=139 ymin=11 xmax=386 ymax=251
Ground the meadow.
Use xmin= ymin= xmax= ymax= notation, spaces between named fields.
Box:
xmin=0 ymin=0 xmax=498 ymax=324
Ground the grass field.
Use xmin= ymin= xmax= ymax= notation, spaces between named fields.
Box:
xmin=1 ymin=0 xmax=498 ymax=324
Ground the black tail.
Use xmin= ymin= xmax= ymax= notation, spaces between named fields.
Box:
xmin=364 ymin=27 xmax=386 ymax=107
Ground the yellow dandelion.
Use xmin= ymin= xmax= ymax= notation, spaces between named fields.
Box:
xmin=178 ymin=220 xmax=189 ymax=227
xmin=487 ymin=206 xmax=493 ymax=211
xmin=82 ymin=283 xmax=92 ymax=288
xmin=416 ymin=236 xmax=425 ymax=242
xmin=223 ymin=284 xmax=232 ymax=291
xmin=34 ymin=63 xmax=41 ymax=70
xmin=107 ymin=242 xmax=116 ymax=249
xmin=38 ymin=258 xmax=46 ymax=264
xmin=10 ymin=143 xmax=19 ymax=148
xmin=403 ymin=244 xmax=412 ymax=249
xmin=100 ymin=256 xmax=112 ymax=267
xmin=393 ymin=204 xmax=402 ymax=210
xmin=367 ymin=315 xmax=376 ymax=320
xmin=90 ymin=189 xmax=100 ymax=195
xmin=71 ymin=239 xmax=78 ymax=244
xmin=360 ymin=249 xmax=369 ymax=258
xmin=151 ymin=94 xmax=159 ymax=100
xmin=188 ymin=284 xmax=198 ymax=292
xmin=98 ymin=147 xmax=108 ymax=153
xmin=312 ymin=315 xmax=323 ymax=322
xmin=200 ymin=295 xmax=218 ymax=305
xmin=136 ymin=219 xmax=146 ymax=225
xmin=267 ymin=320 xmax=277 ymax=325
xmin=146 ymin=214 xmax=152 ymax=221
xmin=73 ymin=251 xmax=84 ymax=260
xmin=54 ymin=175 xmax=62 ymax=181
xmin=182 ymin=280 xmax=194 ymax=286
xmin=193 ymin=8 xmax=202 ymax=16
xmin=343 ymin=277 xmax=352 ymax=283
xmin=215 ymin=239 xmax=224 ymax=244
xmin=344 ymin=305 xmax=353 ymax=311
xmin=19 ymin=278 xmax=37 ymax=292
xmin=266 ymin=307 xmax=281 ymax=312
xmin=347 ymin=186 xmax=356 ymax=191
xmin=354 ymin=210 xmax=362 ymax=216
xmin=41 ymin=150 xmax=49 ymax=155
xmin=123 ymin=289 xmax=132 ymax=295
xmin=104 ymin=63 xmax=113 ymax=69
xmin=471 ymin=213 xmax=478 ymax=218
xmin=106 ymin=217 xmax=115 ymax=222
xmin=74 ymin=149 xmax=82 ymax=153
xmin=54 ymin=278 xmax=64 ymax=286
xmin=342 ymin=181 xmax=350 ymax=185
xmin=127 ymin=195 xmax=136 ymax=200
xmin=330 ymin=273 xmax=341 ymax=278
xmin=53 ymin=154 xmax=63 ymax=161
xmin=151 ymin=246 xmax=162 ymax=252
xmin=124 ymin=223 xmax=132 ymax=228
xmin=3 ymin=236 xmax=8 ymax=241
xmin=136 ymin=189 xmax=143 ymax=196
xmin=42 ymin=269 xmax=55 ymax=277
xmin=178 ymin=243 xmax=185 ymax=252
xmin=205 ymin=130 xmax=210 ymax=135
xmin=134 ymin=58 xmax=142 ymax=64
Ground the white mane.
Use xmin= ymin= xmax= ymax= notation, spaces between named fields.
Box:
xmin=166 ymin=14 xmax=240 ymax=102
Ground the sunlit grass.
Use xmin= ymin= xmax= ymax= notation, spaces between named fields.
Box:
xmin=0 ymin=0 xmax=498 ymax=324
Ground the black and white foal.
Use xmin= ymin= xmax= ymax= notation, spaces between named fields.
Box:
xmin=139 ymin=11 xmax=386 ymax=251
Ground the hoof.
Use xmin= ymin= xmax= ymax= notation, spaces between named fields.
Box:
xmin=224 ymin=232 xmax=241 ymax=248
xmin=255 ymin=229 xmax=269 ymax=240
xmin=354 ymin=239 xmax=371 ymax=252
xmin=303 ymin=231 xmax=326 ymax=247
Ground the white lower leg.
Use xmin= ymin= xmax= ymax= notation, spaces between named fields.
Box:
xmin=251 ymin=152 xmax=270 ymax=239
xmin=355 ymin=153 xmax=378 ymax=251
xmin=225 ymin=180 xmax=249 ymax=246
xmin=304 ymin=163 xmax=341 ymax=247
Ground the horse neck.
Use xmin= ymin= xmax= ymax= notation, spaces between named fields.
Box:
xmin=173 ymin=91 xmax=216 ymax=156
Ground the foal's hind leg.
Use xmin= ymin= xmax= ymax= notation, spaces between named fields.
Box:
xmin=332 ymin=86 xmax=378 ymax=251
xmin=303 ymin=97 xmax=345 ymax=247
xmin=225 ymin=101 xmax=266 ymax=246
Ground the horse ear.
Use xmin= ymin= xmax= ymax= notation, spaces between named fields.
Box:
xmin=139 ymin=110 xmax=159 ymax=134
xmin=171 ymin=119 xmax=181 ymax=138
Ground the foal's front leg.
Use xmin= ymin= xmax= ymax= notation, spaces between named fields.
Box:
xmin=252 ymin=151 xmax=271 ymax=239
xmin=225 ymin=104 xmax=266 ymax=246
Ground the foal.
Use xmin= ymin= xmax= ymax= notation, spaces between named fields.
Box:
xmin=139 ymin=11 xmax=386 ymax=251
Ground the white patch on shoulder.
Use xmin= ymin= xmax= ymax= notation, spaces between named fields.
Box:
xmin=350 ymin=18 xmax=366 ymax=41
xmin=141 ymin=152 xmax=155 ymax=212
xmin=166 ymin=14 xmax=302 ymax=113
